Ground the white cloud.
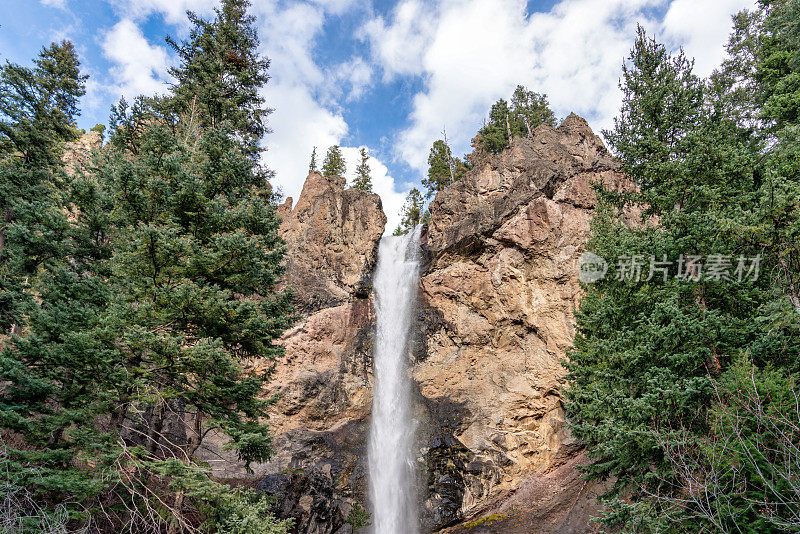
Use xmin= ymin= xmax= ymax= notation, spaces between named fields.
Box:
xmin=106 ymin=0 xmax=218 ymax=26
xmin=661 ymin=0 xmax=754 ymax=75
xmin=309 ymin=0 xmax=359 ymax=16
xmin=365 ymin=0 xmax=756 ymax=173
xmin=363 ymin=0 xmax=437 ymax=80
xmin=101 ymin=19 xmax=172 ymax=100
xmin=261 ymin=83 xmax=348 ymax=201
xmin=253 ymin=1 xmax=327 ymax=87
xmin=328 ymin=57 xmax=374 ymax=102
xmin=40 ymin=0 xmax=67 ymax=9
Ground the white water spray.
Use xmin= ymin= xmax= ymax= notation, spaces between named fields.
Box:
xmin=368 ymin=226 xmax=421 ymax=534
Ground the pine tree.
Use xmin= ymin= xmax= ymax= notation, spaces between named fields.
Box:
xmin=352 ymin=147 xmax=372 ymax=192
xmin=0 ymin=40 xmax=87 ymax=331
xmin=393 ymin=188 xmax=424 ymax=235
xmin=423 ymin=139 xmax=454 ymax=198
xmin=0 ymin=41 xmax=117 ymax=525
xmin=509 ymin=85 xmax=556 ymax=136
xmin=477 ymin=98 xmax=511 ymax=153
xmin=309 ymin=146 xmax=318 ymax=173
xmin=321 ymin=144 xmax=346 ymax=177
xmin=475 ymin=87 xmax=557 ymax=154
xmin=167 ymin=0 xmax=270 ymax=162
xmin=756 ymin=0 xmax=800 ymax=317
xmin=0 ymin=7 xmax=295 ymax=531
xmin=565 ymin=26 xmax=770 ymax=530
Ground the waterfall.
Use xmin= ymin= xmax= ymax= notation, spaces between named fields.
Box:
xmin=368 ymin=226 xmax=421 ymax=534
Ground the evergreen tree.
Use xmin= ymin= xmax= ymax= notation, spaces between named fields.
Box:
xmin=0 ymin=40 xmax=87 ymax=331
xmin=93 ymin=115 xmax=294 ymax=530
xmin=565 ymin=26 xmax=772 ymax=530
xmin=477 ymin=98 xmax=511 ymax=153
xmin=167 ymin=0 xmax=270 ymax=162
xmin=0 ymin=42 xmax=118 ymax=527
xmin=756 ymin=0 xmax=800 ymax=317
xmin=309 ymin=146 xmax=318 ymax=173
xmin=393 ymin=188 xmax=424 ymax=236
xmin=509 ymin=85 xmax=556 ymax=136
xmin=321 ymin=145 xmax=346 ymax=177
xmin=0 ymin=7 xmax=295 ymax=531
xmin=475 ymin=87 xmax=556 ymax=153
xmin=423 ymin=139 xmax=454 ymax=198
xmin=352 ymin=147 xmax=372 ymax=192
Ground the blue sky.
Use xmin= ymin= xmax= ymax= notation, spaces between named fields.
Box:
xmin=1 ymin=0 xmax=754 ymax=230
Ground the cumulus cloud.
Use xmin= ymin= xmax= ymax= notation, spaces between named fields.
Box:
xmin=309 ymin=0 xmax=359 ymax=16
xmin=249 ymin=0 xmax=345 ymax=204
xmin=101 ymin=19 xmax=172 ymax=100
xmin=261 ymin=84 xmax=348 ymax=201
xmin=327 ymin=57 xmax=374 ymax=102
xmin=365 ymin=0 xmax=755 ymax=173
xmin=661 ymin=0 xmax=754 ymax=75
xmin=106 ymin=0 xmax=218 ymax=26
xmin=363 ymin=0 xmax=437 ymax=80
xmin=40 ymin=0 xmax=67 ymax=9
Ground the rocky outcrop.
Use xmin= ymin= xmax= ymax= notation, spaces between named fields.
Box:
xmin=439 ymin=452 xmax=610 ymax=534
xmin=203 ymin=116 xmax=629 ymax=533
xmin=278 ymin=172 xmax=386 ymax=313
xmin=62 ymin=130 xmax=102 ymax=174
xmin=240 ymin=172 xmax=385 ymax=533
xmin=414 ymin=114 xmax=632 ymax=530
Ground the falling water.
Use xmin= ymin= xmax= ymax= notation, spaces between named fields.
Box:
xmin=368 ymin=225 xmax=421 ymax=534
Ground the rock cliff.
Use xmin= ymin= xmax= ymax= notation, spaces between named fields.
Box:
xmin=415 ymin=114 xmax=628 ymax=531
xmin=213 ymin=116 xmax=627 ymax=533
xmin=62 ymin=130 xmax=102 ymax=174
xmin=248 ymin=172 xmax=385 ymax=534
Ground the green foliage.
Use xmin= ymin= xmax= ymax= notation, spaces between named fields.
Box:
xmin=204 ymin=487 xmax=292 ymax=534
xmin=167 ymin=0 xmax=270 ymax=162
xmin=476 ymin=98 xmax=512 ymax=154
xmin=321 ymin=145 xmax=346 ymax=177
xmin=422 ymin=139 xmax=467 ymax=198
xmin=509 ymin=85 xmax=556 ymax=136
xmin=0 ymin=40 xmax=86 ymax=332
xmin=345 ymin=502 xmax=371 ymax=531
xmin=309 ymin=146 xmax=318 ymax=173
xmin=90 ymin=123 xmax=105 ymax=141
xmin=566 ymin=15 xmax=800 ymax=532
xmin=393 ymin=188 xmax=424 ymax=236
xmin=98 ymin=118 xmax=293 ymax=467
xmin=651 ymin=357 xmax=800 ymax=532
xmin=475 ymin=86 xmax=556 ymax=153
xmin=352 ymin=147 xmax=372 ymax=192
xmin=0 ymin=4 xmax=294 ymax=533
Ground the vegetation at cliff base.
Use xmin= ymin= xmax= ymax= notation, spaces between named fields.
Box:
xmin=565 ymin=1 xmax=800 ymax=531
xmin=0 ymin=1 xmax=293 ymax=532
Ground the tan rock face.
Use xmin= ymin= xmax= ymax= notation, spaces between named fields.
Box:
xmin=416 ymin=114 xmax=630 ymax=523
xmin=240 ymin=173 xmax=386 ymax=533
xmin=198 ymin=118 xmax=627 ymax=533
xmin=279 ymin=171 xmax=386 ymax=313
xmin=62 ymin=131 xmax=102 ymax=174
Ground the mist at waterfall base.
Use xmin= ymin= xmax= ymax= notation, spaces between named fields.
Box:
xmin=367 ymin=226 xmax=422 ymax=534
